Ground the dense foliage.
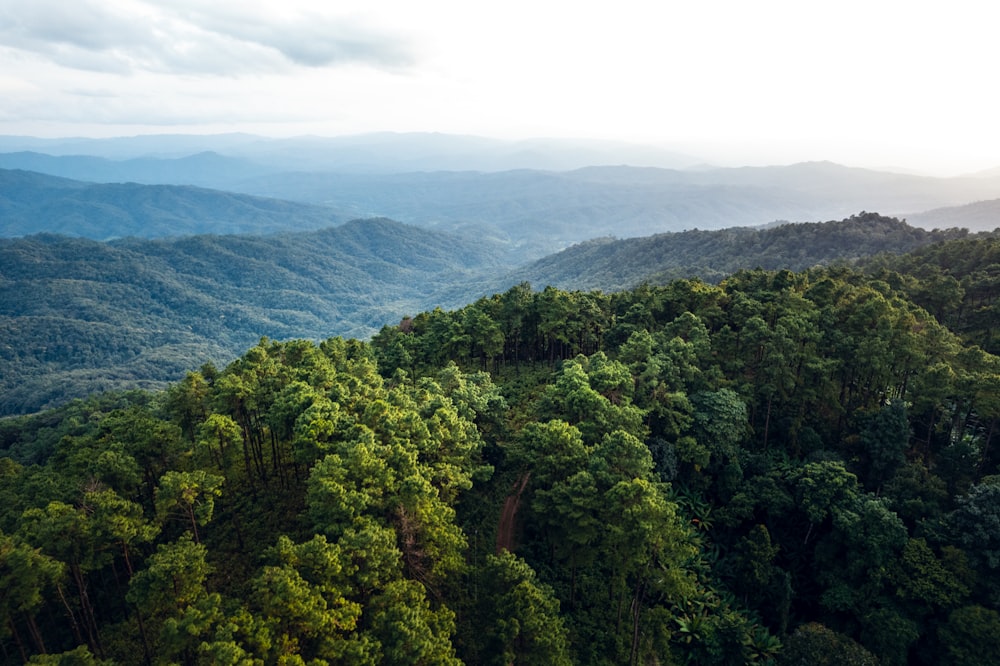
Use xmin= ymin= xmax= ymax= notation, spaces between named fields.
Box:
xmin=860 ymin=234 xmax=1000 ymax=355
xmin=0 ymin=215 xmax=973 ymax=417
xmin=0 ymin=220 xmax=504 ymax=415
xmin=510 ymin=213 xmax=973 ymax=290
xmin=3 ymin=248 xmax=1000 ymax=663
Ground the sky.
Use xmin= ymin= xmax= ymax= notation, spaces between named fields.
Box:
xmin=0 ymin=0 xmax=997 ymax=175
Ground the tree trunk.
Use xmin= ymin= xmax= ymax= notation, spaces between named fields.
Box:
xmin=25 ymin=613 xmax=47 ymax=655
xmin=8 ymin=618 xmax=28 ymax=663
xmin=135 ymin=608 xmax=153 ymax=666
xmin=979 ymin=417 xmax=997 ymax=474
xmin=56 ymin=582 xmax=84 ymax=648
xmin=72 ymin=563 xmax=103 ymax=658
xmin=629 ymin=576 xmax=646 ymax=666
xmin=762 ymin=395 xmax=773 ymax=450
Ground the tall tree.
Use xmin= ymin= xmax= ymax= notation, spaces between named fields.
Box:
xmin=154 ymin=470 xmax=224 ymax=544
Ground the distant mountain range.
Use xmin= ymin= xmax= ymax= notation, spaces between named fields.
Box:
xmin=228 ymin=163 xmax=1000 ymax=260
xmin=0 ymin=132 xmax=702 ymax=173
xmin=4 ymin=148 xmax=1000 ymax=260
xmin=0 ymin=169 xmax=347 ymax=239
xmin=0 ymin=150 xmax=273 ymax=189
xmin=905 ymin=199 xmax=1000 ymax=232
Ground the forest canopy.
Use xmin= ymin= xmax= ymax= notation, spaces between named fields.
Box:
xmin=0 ymin=213 xmax=982 ymax=418
xmin=3 ymin=240 xmax=1000 ymax=664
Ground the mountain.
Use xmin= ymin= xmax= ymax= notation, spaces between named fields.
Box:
xmin=3 ymin=244 xmax=998 ymax=664
xmin=0 ymin=165 xmax=869 ymax=262
xmin=0 ymin=151 xmax=273 ymax=189
xmin=0 ymin=132 xmax=265 ymax=160
xmin=0 ymin=132 xmax=702 ymax=172
xmin=0 ymin=214 xmax=977 ymax=416
xmin=6 ymin=134 xmax=1000 ymax=262
xmin=0 ymin=219 xmax=506 ymax=415
xmin=218 ymin=167 xmax=865 ymax=262
xmin=504 ymin=213 xmax=976 ymax=291
xmin=905 ymin=199 xmax=1000 ymax=232
xmin=0 ymin=169 xmax=347 ymax=239
xmin=227 ymin=163 xmax=1000 ymax=262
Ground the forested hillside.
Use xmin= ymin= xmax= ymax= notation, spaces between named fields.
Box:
xmin=0 ymin=151 xmax=274 ymax=191
xmin=510 ymin=212 xmax=974 ymax=290
xmin=0 ymin=169 xmax=348 ymax=239
xmin=0 ymin=213 xmax=984 ymax=414
xmin=0 ymin=220 xmax=505 ymax=415
xmin=3 ymin=251 xmax=1000 ymax=664
xmin=860 ymin=234 xmax=1000 ymax=355
xmin=0 ymin=215 xmax=966 ymax=418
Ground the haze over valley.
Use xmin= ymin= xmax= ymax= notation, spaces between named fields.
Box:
xmin=4 ymin=132 xmax=1000 ymax=260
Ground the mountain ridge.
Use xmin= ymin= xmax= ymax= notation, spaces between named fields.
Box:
xmin=0 ymin=168 xmax=348 ymax=239
xmin=0 ymin=214 xmax=977 ymax=416
xmin=504 ymin=213 xmax=976 ymax=291
xmin=905 ymin=198 xmax=1000 ymax=232
xmin=0 ymin=217 xmax=506 ymax=415
xmin=0 ymin=150 xmax=273 ymax=189
xmin=5 ymin=143 xmax=1000 ymax=262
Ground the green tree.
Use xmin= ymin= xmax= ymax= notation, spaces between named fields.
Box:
xmin=155 ymin=470 xmax=224 ymax=543
xmin=792 ymin=460 xmax=859 ymax=540
xmin=306 ymin=428 xmax=467 ymax=588
xmin=127 ymin=534 xmax=211 ymax=634
xmin=254 ymin=535 xmax=372 ymax=664
xmin=779 ymin=622 xmax=878 ymax=666
xmin=882 ymin=461 xmax=948 ymax=527
xmin=18 ymin=502 xmax=108 ymax=657
xmin=937 ymin=605 xmax=1000 ymax=666
xmin=26 ymin=645 xmax=113 ymax=665
xmin=164 ymin=371 xmax=211 ymax=443
xmin=194 ymin=414 xmax=242 ymax=475
xmin=78 ymin=487 xmax=160 ymax=623
xmin=0 ymin=532 xmax=65 ymax=659
xmin=159 ymin=593 xmax=271 ymax=666
xmin=942 ymin=479 xmax=1000 ymax=602
xmin=366 ymin=579 xmax=461 ymax=666
xmin=477 ymin=551 xmax=572 ymax=666
xmin=815 ymin=495 xmax=907 ymax=621
xmin=97 ymin=407 xmax=184 ymax=511
xmin=856 ymin=400 xmax=910 ymax=493
xmin=889 ymin=538 xmax=969 ymax=614
xmin=727 ymin=524 xmax=781 ymax=608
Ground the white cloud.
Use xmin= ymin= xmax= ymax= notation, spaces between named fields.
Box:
xmin=164 ymin=2 xmax=417 ymax=69
xmin=0 ymin=0 xmax=998 ymax=174
xmin=0 ymin=0 xmax=417 ymax=75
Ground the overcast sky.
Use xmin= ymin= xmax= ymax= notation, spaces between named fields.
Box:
xmin=0 ymin=0 xmax=996 ymax=175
